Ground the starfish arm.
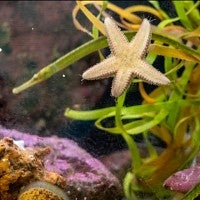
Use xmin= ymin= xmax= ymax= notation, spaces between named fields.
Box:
xmin=104 ymin=17 xmax=128 ymax=56
xmin=131 ymin=60 xmax=170 ymax=85
xmin=82 ymin=56 xmax=117 ymax=80
xmin=130 ymin=19 xmax=152 ymax=58
xmin=111 ymin=69 xmax=134 ymax=97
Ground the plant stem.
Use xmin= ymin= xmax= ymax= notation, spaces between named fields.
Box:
xmin=115 ymin=90 xmax=142 ymax=172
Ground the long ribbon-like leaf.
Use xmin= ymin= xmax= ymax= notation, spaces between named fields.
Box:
xmin=13 ymin=30 xmax=200 ymax=94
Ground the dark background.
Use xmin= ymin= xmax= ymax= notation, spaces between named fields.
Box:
xmin=0 ymin=1 xmax=173 ymax=156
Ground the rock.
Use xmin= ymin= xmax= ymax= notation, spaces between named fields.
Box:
xmin=0 ymin=126 xmax=123 ymax=200
xmin=0 ymin=137 xmax=66 ymax=200
xmin=100 ymin=144 xmax=164 ymax=182
xmin=100 ymin=150 xmax=132 ymax=181
xmin=163 ymin=166 xmax=200 ymax=193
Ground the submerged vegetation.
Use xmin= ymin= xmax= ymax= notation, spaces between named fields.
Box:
xmin=13 ymin=1 xmax=200 ymax=199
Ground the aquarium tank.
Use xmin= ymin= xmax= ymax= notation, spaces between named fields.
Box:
xmin=0 ymin=1 xmax=200 ymax=200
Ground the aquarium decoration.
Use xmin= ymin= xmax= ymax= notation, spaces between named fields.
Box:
xmin=12 ymin=1 xmax=200 ymax=199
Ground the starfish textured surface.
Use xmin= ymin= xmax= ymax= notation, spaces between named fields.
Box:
xmin=82 ymin=17 xmax=170 ymax=97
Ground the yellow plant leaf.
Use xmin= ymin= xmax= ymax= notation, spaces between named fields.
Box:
xmin=73 ymin=1 xmax=142 ymax=36
xmin=151 ymin=125 xmax=172 ymax=145
xmin=139 ymin=82 xmax=156 ymax=104
xmin=120 ymin=5 xmax=163 ymax=30
xmin=149 ymin=44 xmax=200 ymax=63
xmin=184 ymin=26 xmax=200 ymax=38
xmin=75 ymin=1 xmax=106 ymax=35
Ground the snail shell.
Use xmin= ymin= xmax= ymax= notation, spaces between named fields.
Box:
xmin=18 ymin=181 xmax=69 ymax=200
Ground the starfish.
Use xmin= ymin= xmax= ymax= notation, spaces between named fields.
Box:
xmin=82 ymin=17 xmax=170 ymax=97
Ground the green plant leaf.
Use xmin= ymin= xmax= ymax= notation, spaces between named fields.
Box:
xmin=182 ymin=182 xmax=200 ymax=200
xmin=13 ymin=29 xmax=200 ymax=94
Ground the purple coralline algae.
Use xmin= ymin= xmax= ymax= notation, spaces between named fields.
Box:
xmin=0 ymin=126 xmax=122 ymax=200
xmin=163 ymin=166 xmax=200 ymax=193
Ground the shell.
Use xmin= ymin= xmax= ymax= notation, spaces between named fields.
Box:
xmin=18 ymin=181 xmax=69 ymax=200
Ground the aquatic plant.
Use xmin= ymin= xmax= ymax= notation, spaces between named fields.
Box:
xmin=13 ymin=1 xmax=200 ymax=199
